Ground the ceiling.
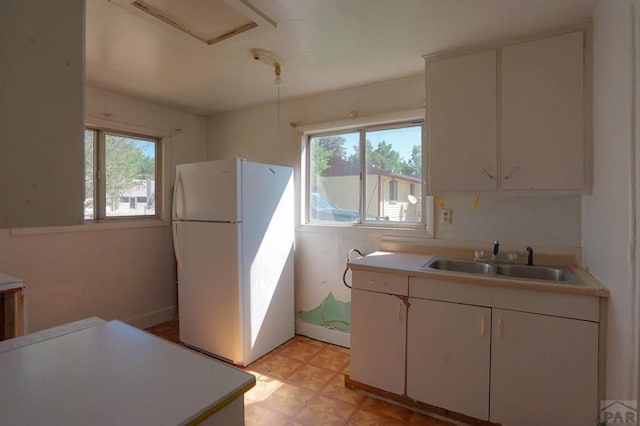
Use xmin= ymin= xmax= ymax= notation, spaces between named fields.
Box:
xmin=86 ymin=0 xmax=597 ymax=116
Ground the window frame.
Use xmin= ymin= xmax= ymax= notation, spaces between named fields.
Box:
xmin=304 ymin=119 xmax=427 ymax=229
xmin=85 ymin=126 xmax=161 ymax=222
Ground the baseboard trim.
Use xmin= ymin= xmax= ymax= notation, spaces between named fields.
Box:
xmin=345 ymin=375 xmax=495 ymax=426
xmin=295 ymin=319 xmax=350 ymax=348
xmin=124 ymin=306 xmax=176 ymax=329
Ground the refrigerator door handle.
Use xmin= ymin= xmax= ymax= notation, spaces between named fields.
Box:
xmin=172 ymin=172 xmax=183 ymax=220
xmin=172 ymin=221 xmax=182 ymax=268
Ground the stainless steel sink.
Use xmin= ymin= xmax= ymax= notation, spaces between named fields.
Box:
xmin=496 ymin=264 xmax=566 ymax=281
xmin=421 ymin=257 xmax=584 ymax=285
xmin=422 ymin=258 xmax=492 ymax=275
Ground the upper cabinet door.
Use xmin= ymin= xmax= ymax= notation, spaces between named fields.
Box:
xmin=427 ymin=50 xmax=498 ymax=193
xmin=501 ymin=31 xmax=584 ymax=190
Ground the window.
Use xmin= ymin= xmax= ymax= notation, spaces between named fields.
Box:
xmin=389 ymin=180 xmax=398 ymax=202
xmin=306 ymin=121 xmax=424 ymax=226
xmin=84 ymin=128 xmax=159 ymax=221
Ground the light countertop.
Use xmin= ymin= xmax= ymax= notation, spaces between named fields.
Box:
xmin=348 ymin=251 xmax=608 ymax=297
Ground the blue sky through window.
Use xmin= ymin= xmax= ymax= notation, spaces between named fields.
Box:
xmin=341 ymin=125 xmax=421 ymax=162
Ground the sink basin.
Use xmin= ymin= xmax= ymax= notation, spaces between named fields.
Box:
xmin=422 ymin=257 xmax=584 ymax=285
xmin=422 ymin=258 xmax=492 ymax=275
xmin=496 ymin=264 xmax=566 ymax=281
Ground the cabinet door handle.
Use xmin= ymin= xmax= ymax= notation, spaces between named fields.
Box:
xmin=480 ymin=316 xmax=487 ymax=337
xmin=480 ymin=167 xmax=495 ymax=180
xmin=504 ymin=165 xmax=521 ymax=180
xmin=497 ymin=317 xmax=503 ymax=338
xmin=369 ymin=280 xmax=387 ymax=285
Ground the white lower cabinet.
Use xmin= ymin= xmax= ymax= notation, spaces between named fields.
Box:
xmin=406 ymin=277 xmax=600 ymax=424
xmin=407 ymin=298 xmax=491 ymax=420
xmin=350 ymin=287 xmax=407 ymax=394
xmin=490 ymin=308 xmax=599 ymax=426
xmin=350 ymin=272 xmax=601 ymax=424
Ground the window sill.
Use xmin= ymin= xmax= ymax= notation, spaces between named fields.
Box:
xmin=301 ymin=221 xmax=425 ymax=229
xmin=298 ymin=222 xmax=434 ymax=237
xmin=10 ymin=219 xmax=170 ymax=236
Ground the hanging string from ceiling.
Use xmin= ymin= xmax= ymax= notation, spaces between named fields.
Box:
xmin=251 ymin=48 xmax=283 ymax=124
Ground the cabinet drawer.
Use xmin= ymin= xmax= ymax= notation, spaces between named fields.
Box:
xmin=353 ymin=270 xmax=408 ymax=296
xmin=492 ymin=286 xmax=599 ymax=322
xmin=410 ymin=276 xmax=599 ymax=322
xmin=410 ymin=276 xmax=493 ymax=306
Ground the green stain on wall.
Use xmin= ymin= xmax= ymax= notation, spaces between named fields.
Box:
xmin=298 ymin=292 xmax=351 ymax=333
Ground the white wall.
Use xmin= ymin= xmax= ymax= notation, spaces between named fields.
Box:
xmin=0 ymin=0 xmax=84 ymax=228
xmin=0 ymin=86 xmax=206 ymax=332
xmin=435 ymin=194 xmax=581 ymax=248
xmin=206 ymin=74 xmax=583 ymax=344
xmin=582 ymin=0 xmax=639 ymax=403
xmin=85 ymin=86 xmax=207 ymax=211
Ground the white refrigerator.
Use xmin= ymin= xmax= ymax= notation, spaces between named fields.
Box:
xmin=172 ymin=158 xmax=294 ymax=366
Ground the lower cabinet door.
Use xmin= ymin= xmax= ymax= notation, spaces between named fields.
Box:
xmin=407 ymin=298 xmax=491 ymax=420
xmin=490 ymin=309 xmax=598 ymax=425
xmin=350 ymin=288 xmax=406 ymax=395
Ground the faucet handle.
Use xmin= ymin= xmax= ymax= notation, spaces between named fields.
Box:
xmin=526 ymin=246 xmax=534 ymax=266
xmin=492 ymin=240 xmax=500 ymax=257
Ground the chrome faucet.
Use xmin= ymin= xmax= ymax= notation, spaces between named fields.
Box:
xmin=526 ymin=247 xmax=534 ymax=266
xmin=492 ymin=240 xmax=500 ymax=261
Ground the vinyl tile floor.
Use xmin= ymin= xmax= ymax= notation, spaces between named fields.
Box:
xmin=146 ymin=320 xmax=452 ymax=425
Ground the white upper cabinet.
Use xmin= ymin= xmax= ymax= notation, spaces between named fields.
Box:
xmin=427 ymin=50 xmax=498 ymax=192
xmin=501 ymin=32 xmax=584 ymax=190
xmin=426 ymin=30 xmax=587 ymax=194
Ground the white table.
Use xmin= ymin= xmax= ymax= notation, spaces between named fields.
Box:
xmin=0 ymin=320 xmax=255 ymax=425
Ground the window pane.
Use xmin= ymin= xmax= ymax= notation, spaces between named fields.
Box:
xmin=389 ymin=180 xmax=398 ymax=201
xmin=84 ymin=130 xmax=96 ymax=220
xmin=309 ymin=132 xmax=360 ymax=223
xmin=104 ymin=134 xmax=156 ymax=217
xmin=364 ymin=125 xmax=422 ymax=223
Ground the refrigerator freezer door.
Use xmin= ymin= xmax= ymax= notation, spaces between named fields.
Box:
xmin=240 ymin=162 xmax=295 ymax=365
xmin=174 ymin=159 xmax=241 ymax=222
xmin=177 ymin=221 xmax=243 ymax=364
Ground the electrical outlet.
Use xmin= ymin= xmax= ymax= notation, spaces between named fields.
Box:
xmin=440 ymin=208 xmax=452 ymax=225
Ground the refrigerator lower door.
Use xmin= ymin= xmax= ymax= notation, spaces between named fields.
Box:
xmin=177 ymin=221 xmax=243 ymax=364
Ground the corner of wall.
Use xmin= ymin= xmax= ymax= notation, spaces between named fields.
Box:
xmin=124 ymin=306 xmax=176 ymax=329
